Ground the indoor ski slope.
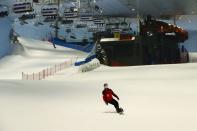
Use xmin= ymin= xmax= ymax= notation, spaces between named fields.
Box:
xmin=0 ymin=37 xmax=197 ymax=131
xmin=0 ymin=1 xmax=197 ymax=130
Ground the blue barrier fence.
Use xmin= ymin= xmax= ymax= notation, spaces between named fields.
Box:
xmin=50 ymin=38 xmax=97 ymax=66
xmin=75 ymin=54 xmax=96 ymax=66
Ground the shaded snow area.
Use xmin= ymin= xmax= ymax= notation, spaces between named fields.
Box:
xmin=176 ymin=15 xmax=197 ymax=52
xmin=13 ymin=20 xmax=53 ymax=40
xmin=0 ymin=17 xmax=12 ymax=58
xmin=1 ymin=63 xmax=197 ymax=131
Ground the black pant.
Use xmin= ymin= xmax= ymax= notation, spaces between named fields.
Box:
xmin=108 ymin=99 xmax=120 ymax=112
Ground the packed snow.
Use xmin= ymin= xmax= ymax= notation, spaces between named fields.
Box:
xmin=1 ymin=62 xmax=197 ymax=131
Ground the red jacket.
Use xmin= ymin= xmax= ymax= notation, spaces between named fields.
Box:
xmin=102 ymin=88 xmax=119 ymax=102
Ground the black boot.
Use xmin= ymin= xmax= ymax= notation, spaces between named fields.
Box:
xmin=109 ymin=99 xmax=120 ymax=113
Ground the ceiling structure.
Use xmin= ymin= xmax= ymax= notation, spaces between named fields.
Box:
xmin=94 ymin=0 xmax=197 ymax=16
xmin=1 ymin=0 xmax=197 ymax=16
xmin=118 ymin=0 xmax=197 ymax=15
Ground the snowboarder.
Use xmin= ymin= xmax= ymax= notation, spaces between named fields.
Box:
xmin=102 ymin=83 xmax=123 ymax=113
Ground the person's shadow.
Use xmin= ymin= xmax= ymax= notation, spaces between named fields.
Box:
xmin=103 ymin=111 xmax=117 ymax=114
xmin=103 ymin=111 xmax=124 ymax=115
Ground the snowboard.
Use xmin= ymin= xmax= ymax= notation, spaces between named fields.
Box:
xmin=117 ymin=107 xmax=124 ymax=114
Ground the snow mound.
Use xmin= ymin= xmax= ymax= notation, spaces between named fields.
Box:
xmin=0 ymin=37 xmax=87 ymax=80
xmin=189 ymin=52 xmax=197 ymax=62
xmin=79 ymin=58 xmax=100 ymax=72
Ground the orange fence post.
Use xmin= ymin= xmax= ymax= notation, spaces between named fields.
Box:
xmin=47 ymin=68 xmax=48 ymax=77
xmin=43 ymin=70 xmax=45 ymax=79
xmin=22 ymin=60 xmax=73 ymax=81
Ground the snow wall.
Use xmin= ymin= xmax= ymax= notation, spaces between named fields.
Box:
xmin=0 ymin=17 xmax=12 ymax=58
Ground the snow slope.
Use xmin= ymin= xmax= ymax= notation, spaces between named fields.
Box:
xmin=0 ymin=37 xmax=87 ymax=79
xmin=1 ymin=63 xmax=197 ymax=131
xmin=0 ymin=17 xmax=12 ymax=58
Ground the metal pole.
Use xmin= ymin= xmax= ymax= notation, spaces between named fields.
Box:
xmin=173 ymin=14 xmax=176 ymax=25
xmin=55 ymin=0 xmax=60 ymax=38
xmin=136 ymin=0 xmax=140 ymax=35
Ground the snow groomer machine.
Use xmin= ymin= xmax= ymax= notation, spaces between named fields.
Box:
xmin=95 ymin=15 xmax=189 ymax=66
